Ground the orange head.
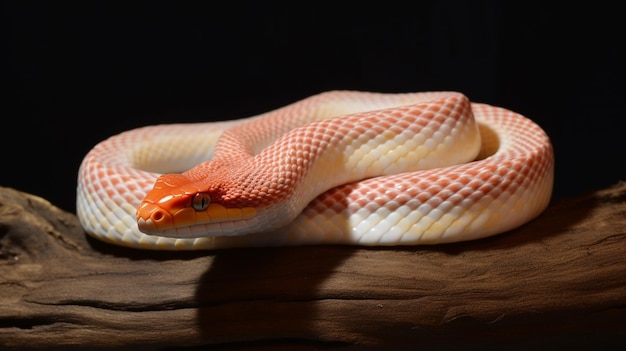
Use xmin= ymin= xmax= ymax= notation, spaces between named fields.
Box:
xmin=136 ymin=173 xmax=256 ymax=238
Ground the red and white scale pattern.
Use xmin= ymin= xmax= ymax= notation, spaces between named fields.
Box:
xmin=76 ymin=91 xmax=554 ymax=250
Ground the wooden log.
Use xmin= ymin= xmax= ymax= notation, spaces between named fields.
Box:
xmin=0 ymin=182 xmax=625 ymax=350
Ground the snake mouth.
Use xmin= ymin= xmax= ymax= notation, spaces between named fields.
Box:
xmin=136 ymin=201 xmax=257 ymax=238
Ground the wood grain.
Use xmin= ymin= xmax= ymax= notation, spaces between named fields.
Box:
xmin=1 ymin=182 xmax=625 ymax=350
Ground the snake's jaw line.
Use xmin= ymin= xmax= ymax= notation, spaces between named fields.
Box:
xmin=136 ymin=195 xmax=259 ymax=238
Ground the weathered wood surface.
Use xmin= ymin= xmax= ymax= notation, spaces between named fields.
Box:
xmin=0 ymin=182 xmax=625 ymax=350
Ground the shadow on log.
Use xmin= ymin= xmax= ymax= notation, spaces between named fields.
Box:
xmin=0 ymin=182 xmax=625 ymax=350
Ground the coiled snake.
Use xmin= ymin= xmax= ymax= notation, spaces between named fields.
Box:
xmin=76 ymin=91 xmax=554 ymax=250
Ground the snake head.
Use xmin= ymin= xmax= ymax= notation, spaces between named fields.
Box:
xmin=136 ymin=173 xmax=257 ymax=237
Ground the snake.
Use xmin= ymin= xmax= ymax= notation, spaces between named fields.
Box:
xmin=76 ymin=91 xmax=554 ymax=250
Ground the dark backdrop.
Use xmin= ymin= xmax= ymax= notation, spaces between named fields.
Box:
xmin=3 ymin=1 xmax=623 ymax=213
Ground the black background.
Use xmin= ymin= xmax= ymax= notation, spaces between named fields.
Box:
xmin=3 ymin=1 xmax=623 ymax=213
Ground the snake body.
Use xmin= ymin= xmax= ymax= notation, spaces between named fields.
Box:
xmin=76 ymin=91 xmax=554 ymax=250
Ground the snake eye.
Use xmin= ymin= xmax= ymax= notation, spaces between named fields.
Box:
xmin=191 ymin=193 xmax=211 ymax=211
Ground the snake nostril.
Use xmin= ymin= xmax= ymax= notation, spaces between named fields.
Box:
xmin=152 ymin=211 xmax=164 ymax=222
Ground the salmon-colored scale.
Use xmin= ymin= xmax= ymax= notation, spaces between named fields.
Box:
xmin=76 ymin=91 xmax=554 ymax=250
